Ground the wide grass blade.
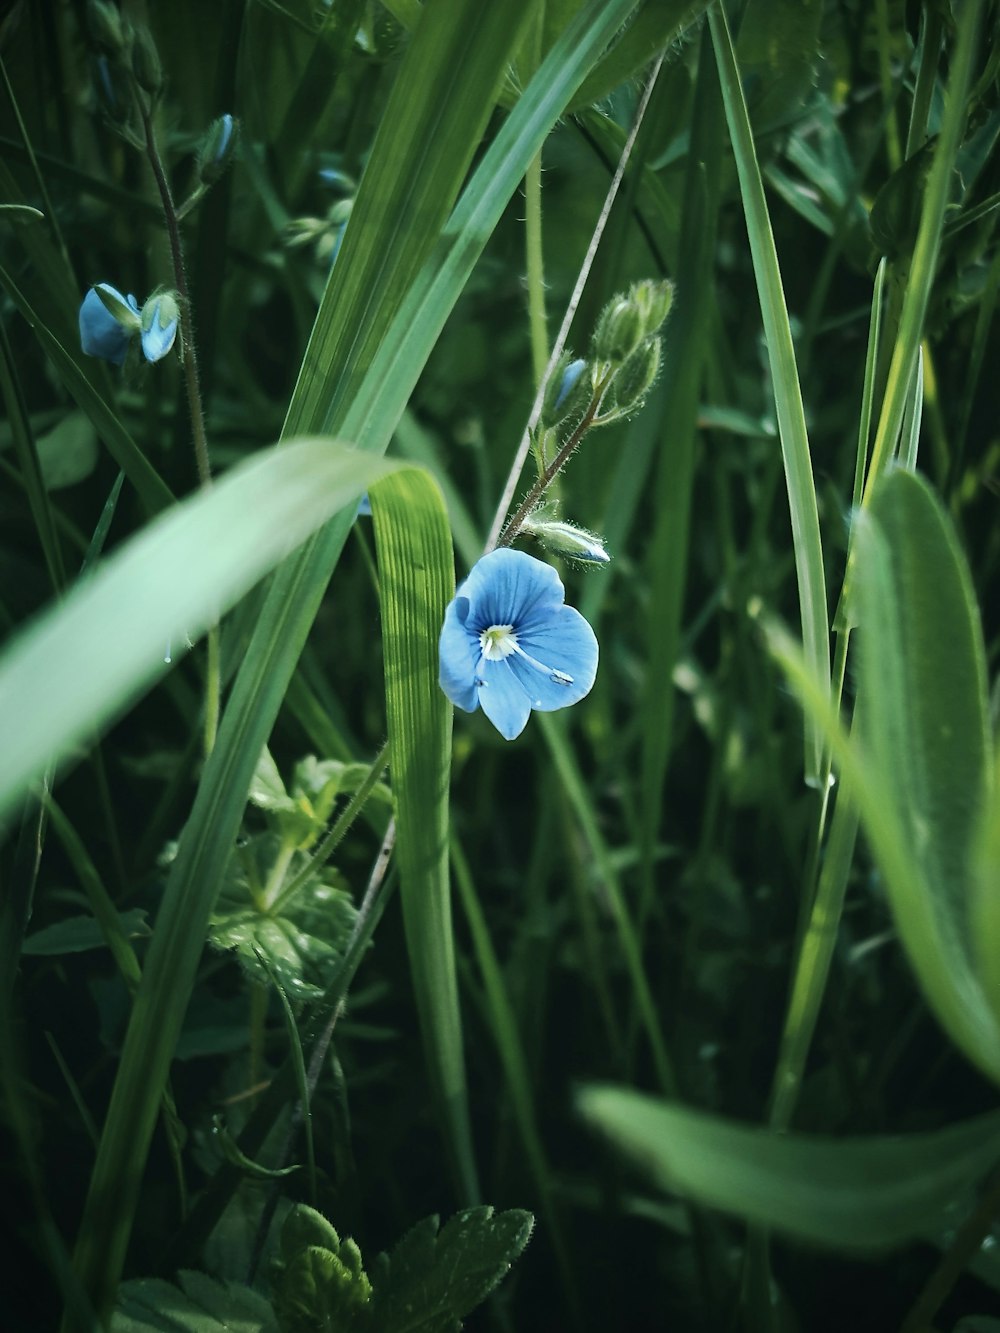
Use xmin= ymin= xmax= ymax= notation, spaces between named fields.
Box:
xmin=708 ymin=4 xmax=829 ymax=781
xmin=579 ymin=1085 xmax=1000 ymax=1249
xmin=368 ymin=471 xmax=476 ymax=1199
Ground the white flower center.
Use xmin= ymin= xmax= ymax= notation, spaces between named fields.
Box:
xmin=479 ymin=624 xmax=517 ymax=660
xmin=476 ymin=623 xmax=574 ymax=687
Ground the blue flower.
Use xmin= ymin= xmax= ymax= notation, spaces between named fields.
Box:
xmin=140 ymin=292 xmax=179 ymax=363
xmin=79 ymin=284 xmax=140 ymax=366
xmin=439 ymin=548 xmax=598 ymax=740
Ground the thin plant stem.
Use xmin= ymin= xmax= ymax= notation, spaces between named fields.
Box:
xmin=484 ymin=51 xmax=665 ymax=553
xmin=138 ymin=99 xmax=221 ymax=754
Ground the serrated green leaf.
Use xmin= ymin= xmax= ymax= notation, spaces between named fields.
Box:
xmin=371 ymin=1207 xmax=534 ymax=1333
xmin=579 ymin=1085 xmax=1000 ymax=1249
xmin=112 ymin=1272 xmax=276 ymax=1333
xmin=22 ymin=908 xmax=151 ymax=956
xmin=209 ymin=833 xmax=358 ymax=1003
xmin=735 ymin=0 xmax=822 ymax=134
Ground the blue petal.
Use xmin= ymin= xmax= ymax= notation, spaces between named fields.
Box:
xmin=140 ymin=296 xmax=179 ymax=363
xmin=438 ymin=594 xmax=479 ymax=712
xmin=477 ymin=660 xmax=533 ymax=740
xmin=79 ymin=286 xmax=132 ymax=366
xmin=457 ymin=548 xmax=565 ymax=630
xmin=510 ymin=605 xmax=598 ymax=711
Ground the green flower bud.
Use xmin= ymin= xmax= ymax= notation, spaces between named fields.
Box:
xmin=630 ymin=278 xmax=674 ymax=336
xmin=197 ymin=114 xmax=238 ymax=185
xmin=522 ymin=513 xmax=610 ymax=565
xmin=540 ymin=354 xmax=591 ymax=428
xmin=131 ymin=25 xmax=162 ymax=96
xmin=328 ymin=198 xmax=353 ymax=228
xmin=607 ymin=335 xmax=661 ymax=414
xmin=592 ymin=295 xmax=644 ymax=364
xmin=88 ymin=0 xmax=126 ymax=56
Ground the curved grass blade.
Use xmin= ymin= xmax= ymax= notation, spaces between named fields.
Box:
xmin=579 ymin=1085 xmax=1000 ymax=1249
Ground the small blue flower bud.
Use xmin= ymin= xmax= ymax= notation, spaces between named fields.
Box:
xmin=94 ymin=54 xmax=131 ymax=123
xmin=79 ymin=283 xmax=140 ymax=365
xmin=541 ymin=355 xmax=591 ymax=428
xmin=521 ymin=514 xmax=610 ymax=565
xmin=140 ymin=291 xmax=180 ymax=363
xmin=198 ymin=114 xmax=238 ymax=185
xmin=318 ymin=168 xmax=357 ymax=196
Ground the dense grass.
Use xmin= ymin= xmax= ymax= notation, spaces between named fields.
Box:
xmin=1 ymin=2 xmax=999 ymax=1330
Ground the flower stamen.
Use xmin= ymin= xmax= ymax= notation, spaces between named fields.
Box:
xmin=479 ymin=624 xmax=517 ymax=661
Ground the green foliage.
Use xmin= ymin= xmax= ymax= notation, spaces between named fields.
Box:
xmin=3 ymin=1 xmax=1000 ymax=1331
xmin=368 ymin=1206 xmax=534 ymax=1333
xmin=209 ymin=832 xmax=357 ymax=1002
xmin=579 ymin=1086 xmax=1000 ymax=1248
xmin=112 ymin=1271 xmax=277 ymax=1333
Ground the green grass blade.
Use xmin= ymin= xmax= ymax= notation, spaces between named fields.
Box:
xmin=367 ymin=470 xmax=475 ymax=1200
xmin=579 ymin=1085 xmax=1000 ymax=1249
xmin=709 ymin=4 xmax=829 ymax=781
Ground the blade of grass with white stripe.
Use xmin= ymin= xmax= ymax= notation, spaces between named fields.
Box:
xmin=579 ymin=1086 xmax=1000 ymax=1249
xmin=708 ymin=4 xmax=829 ymax=781
xmin=367 ymin=471 xmax=476 ymax=1200
xmin=66 ymin=4 xmax=644 ymax=1322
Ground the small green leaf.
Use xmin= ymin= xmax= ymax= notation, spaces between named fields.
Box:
xmin=370 ymin=1206 xmax=534 ymax=1332
xmin=247 ymin=747 xmax=293 ymax=814
xmin=735 ymin=0 xmax=823 ymax=134
xmin=22 ymin=908 xmax=151 ymax=956
xmin=35 ymin=410 xmax=98 ymax=489
xmin=579 ymin=1085 xmax=1000 ymax=1249
xmin=208 ymin=833 xmax=358 ymax=1003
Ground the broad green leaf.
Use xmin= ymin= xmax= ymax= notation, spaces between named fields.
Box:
xmin=579 ymin=1085 xmax=1000 ymax=1248
xmin=856 ymin=468 xmax=998 ymax=1080
xmin=112 ymin=1272 xmax=277 ymax=1333
xmin=0 ymin=438 xmax=391 ymax=828
xmin=22 ymin=909 xmax=151 ymax=957
xmin=973 ymin=755 xmax=1000 ymax=1026
xmin=370 ymin=1207 xmax=534 ymax=1332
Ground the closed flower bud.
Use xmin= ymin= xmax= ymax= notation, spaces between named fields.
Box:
xmin=88 ymin=0 xmax=126 ymax=56
xmin=328 ymin=198 xmax=353 ymax=228
xmin=630 ymin=278 xmax=674 ymax=335
xmin=131 ymin=25 xmax=162 ymax=95
xmin=94 ymin=54 xmax=131 ymax=123
xmin=540 ymin=355 xmax=590 ymax=428
xmin=198 ymin=114 xmax=238 ymax=185
xmin=592 ymin=296 xmax=644 ymax=364
xmin=607 ymin=335 xmax=661 ymax=413
xmin=318 ymin=168 xmax=357 ymax=195
xmin=140 ymin=291 xmax=180 ymax=363
xmin=522 ymin=514 xmax=610 ymax=565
